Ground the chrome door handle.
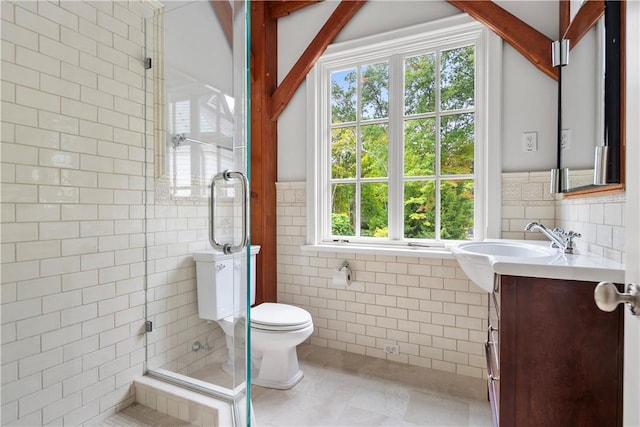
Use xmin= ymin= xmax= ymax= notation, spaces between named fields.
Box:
xmin=594 ymin=281 xmax=640 ymax=315
xmin=209 ymin=170 xmax=249 ymax=255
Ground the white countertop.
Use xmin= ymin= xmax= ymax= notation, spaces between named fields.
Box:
xmin=489 ymin=240 xmax=625 ymax=284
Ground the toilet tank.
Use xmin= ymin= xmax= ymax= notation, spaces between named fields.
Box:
xmin=192 ymin=245 xmax=260 ymax=321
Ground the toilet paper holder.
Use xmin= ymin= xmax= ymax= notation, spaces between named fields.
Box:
xmin=339 ymin=260 xmax=352 ymax=280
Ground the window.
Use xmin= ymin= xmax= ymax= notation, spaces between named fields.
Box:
xmin=167 ymin=85 xmax=234 ymax=198
xmin=307 ymin=15 xmax=501 ymax=248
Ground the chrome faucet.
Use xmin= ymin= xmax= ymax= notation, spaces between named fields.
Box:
xmin=524 ymin=222 xmax=581 ymax=254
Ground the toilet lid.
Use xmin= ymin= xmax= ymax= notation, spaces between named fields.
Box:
xmin=251 ymin=303 xmax=312 ymax=330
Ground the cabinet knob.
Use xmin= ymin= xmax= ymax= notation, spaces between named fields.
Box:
xmin=594 ymin=281 xmax=639 ymax=315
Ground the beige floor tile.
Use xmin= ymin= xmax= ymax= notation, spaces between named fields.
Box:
xmin=253 ymin=344 xmax=492 ymax=427
xmin=103 ymin=344 xmax=491 ymax=426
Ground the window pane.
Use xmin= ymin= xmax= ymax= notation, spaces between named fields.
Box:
xmin=404 ymin=54 xmax=436 ymax=115
xmin=360 ymin=63 xmax=389 ymax=120
xmin=441 ymin=179 xmax=474 ymax=240
xmin=331 ymin=183 xmax=355 ymax=236
xmin=441 ymin=113 xmax=474 ymax=175
xmin=331 ymin=69 xmax=357 ymax=123
xmin=404 ymin=118 xmax=436 ymax=176
xmin=199 ymin=92 xmax=233 ymax=137
xmin=174 ymin=100 xmax=190 ymax=134
xmin=404 ymin=180 xmax=435 ymax=239
xmin=441 ymin=46 xmax=475 ymax=110
xmin=361 ymin=182 xmax=388 ymax=237
xmin=361 ymin=124 xmax=388 ymax=178
xmin=331 ymin=127 xmax=357 ymax=178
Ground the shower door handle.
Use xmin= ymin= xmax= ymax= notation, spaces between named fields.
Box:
xmin=209 ymin=170 xmax=249 ymax=254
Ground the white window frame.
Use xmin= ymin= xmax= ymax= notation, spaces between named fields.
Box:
xmin=306 ymin=14 xmax=502 ymax=251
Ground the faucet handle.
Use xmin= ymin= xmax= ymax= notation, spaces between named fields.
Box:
xmin=565 ymin=230 xmax=581 ymax=253
xmin=552 ymin=227 xmax=567 ymax=237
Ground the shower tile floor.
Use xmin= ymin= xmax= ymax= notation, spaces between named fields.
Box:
xmin=94 ymin=403 xmax=195 ymax=427
xmin=252 ymin=344 xmax=493 ymax=426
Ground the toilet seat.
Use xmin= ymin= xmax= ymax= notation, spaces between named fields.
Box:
xmin=251 ymin=303 xmax=313 ymax=331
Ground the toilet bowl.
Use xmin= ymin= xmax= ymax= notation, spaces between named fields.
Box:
xmin=250 ymin=302 xmax=313 ymax=389
xmin=192 ymin=246 xmax=314 ymax=390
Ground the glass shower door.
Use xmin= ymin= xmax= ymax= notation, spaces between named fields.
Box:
xmin=143 ymin=0 xmax=251 ymax=424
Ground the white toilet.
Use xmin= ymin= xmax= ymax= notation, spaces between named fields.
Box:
xmin=192 ymin=245 xmax=314 ymax=389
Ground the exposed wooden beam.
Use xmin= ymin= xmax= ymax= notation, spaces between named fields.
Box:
xmin=269 ymin=0 xmax=367 ymax=121
xmin=250 ymin=1 xmax=279 ymax=304
xmin=560 ymin=0 xmax=570 ymax=37
xmin=563 ymin=0 xmax=604 ymax=49
xmin=448 ymin=0 xmax=558 ymax=80
xmin=210 ymin=0 xmax=233 ymax=48
xmin=269 ymin=0 xmax=323 ymax=19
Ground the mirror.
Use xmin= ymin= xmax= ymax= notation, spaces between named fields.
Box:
xmin=561 ymin=0 xmax=624 ymax=193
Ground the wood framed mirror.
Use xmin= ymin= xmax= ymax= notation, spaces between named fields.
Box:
xmin=560 ymin=0 xmax=625 ymax=196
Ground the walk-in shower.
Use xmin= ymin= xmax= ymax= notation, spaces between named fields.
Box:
xmin=143 ymin=1 xmax=252 ymax=424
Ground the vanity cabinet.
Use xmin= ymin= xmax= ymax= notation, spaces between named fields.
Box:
xmin=486 ymin=275 xmax=624 ymax=427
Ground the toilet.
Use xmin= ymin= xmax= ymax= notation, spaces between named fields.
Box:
xmin=192 ymin=246 xmax=314 ymax=390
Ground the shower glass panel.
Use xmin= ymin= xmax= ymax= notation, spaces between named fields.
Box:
xmin=144 ymin=0 xmax=251 ymax=423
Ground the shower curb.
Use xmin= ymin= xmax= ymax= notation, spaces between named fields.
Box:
xmin=134 ymin=376 xmax=233 ymax=426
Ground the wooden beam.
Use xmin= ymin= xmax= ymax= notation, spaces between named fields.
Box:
xmin=210 ymin=0 xmax=233 ymax=48
xmin=270 ymin=0 xmax=367 ymax=121
xmin=563 ymin=0 xmax=604 ymax=49
xmin=447 ymin=0 xmax=558 ymax=80
xmin=269 ymin=0 xmax=323 ymax=19
xmin=560 ymin=0 xmax=570 ymax=37
xmin=250 ymin=1 xmax=279 ymax=304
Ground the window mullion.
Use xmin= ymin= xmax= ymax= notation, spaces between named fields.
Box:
xmin=356 ymin=66 xmax=362 ymax=238
xmin=389 ymin=54 xmax=404 ymax=241
xmin=435 ymin=50 xmax=442 ymax=241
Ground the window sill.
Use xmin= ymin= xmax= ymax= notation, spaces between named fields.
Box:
xmin=300 ymin=243 xmax=456 ymax=259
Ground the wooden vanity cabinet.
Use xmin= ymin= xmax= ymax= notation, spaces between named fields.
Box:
xmin=487 ymin=275 xmax=624 ymax=427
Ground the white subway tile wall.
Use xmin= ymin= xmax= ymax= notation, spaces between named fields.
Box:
xmin=501 ymin=171 xmax=626 ymax=263
xmin=557 ymin=193 xmax=626 ymax=263
xmin=277 ymin=176 xmax=626 ymax=379
xmin=0 ymin=1 xmax=158 ymax=425
xmin=276 ymin=182 xmax=489 ymax=379
xmin=501 ymin=171 xmax=558 ymax=240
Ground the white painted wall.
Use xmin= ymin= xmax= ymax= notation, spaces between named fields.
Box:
xmin=277 ymin=0 xmax=560 ymax=181
xmin=623 ymin=1 xmax=640 ymax=423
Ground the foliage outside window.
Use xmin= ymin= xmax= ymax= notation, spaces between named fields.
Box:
xmin=308 ymin=17 xmax=498 ymax=248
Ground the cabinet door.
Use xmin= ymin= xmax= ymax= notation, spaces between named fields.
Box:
xmin=499 ymin=276 xmax=624 ymax=427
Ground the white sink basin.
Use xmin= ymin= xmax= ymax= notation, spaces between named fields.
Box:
xmin=455 ymin=241 xmax=558 ymax=258
xmin=451 ymin=240 xmax=559 ymax=292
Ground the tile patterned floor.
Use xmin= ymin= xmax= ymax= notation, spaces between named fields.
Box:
xmin=252 ymin=344 xmax=493 ymax=426
xmin=101 ymin=344 xmax=492 ymax=426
